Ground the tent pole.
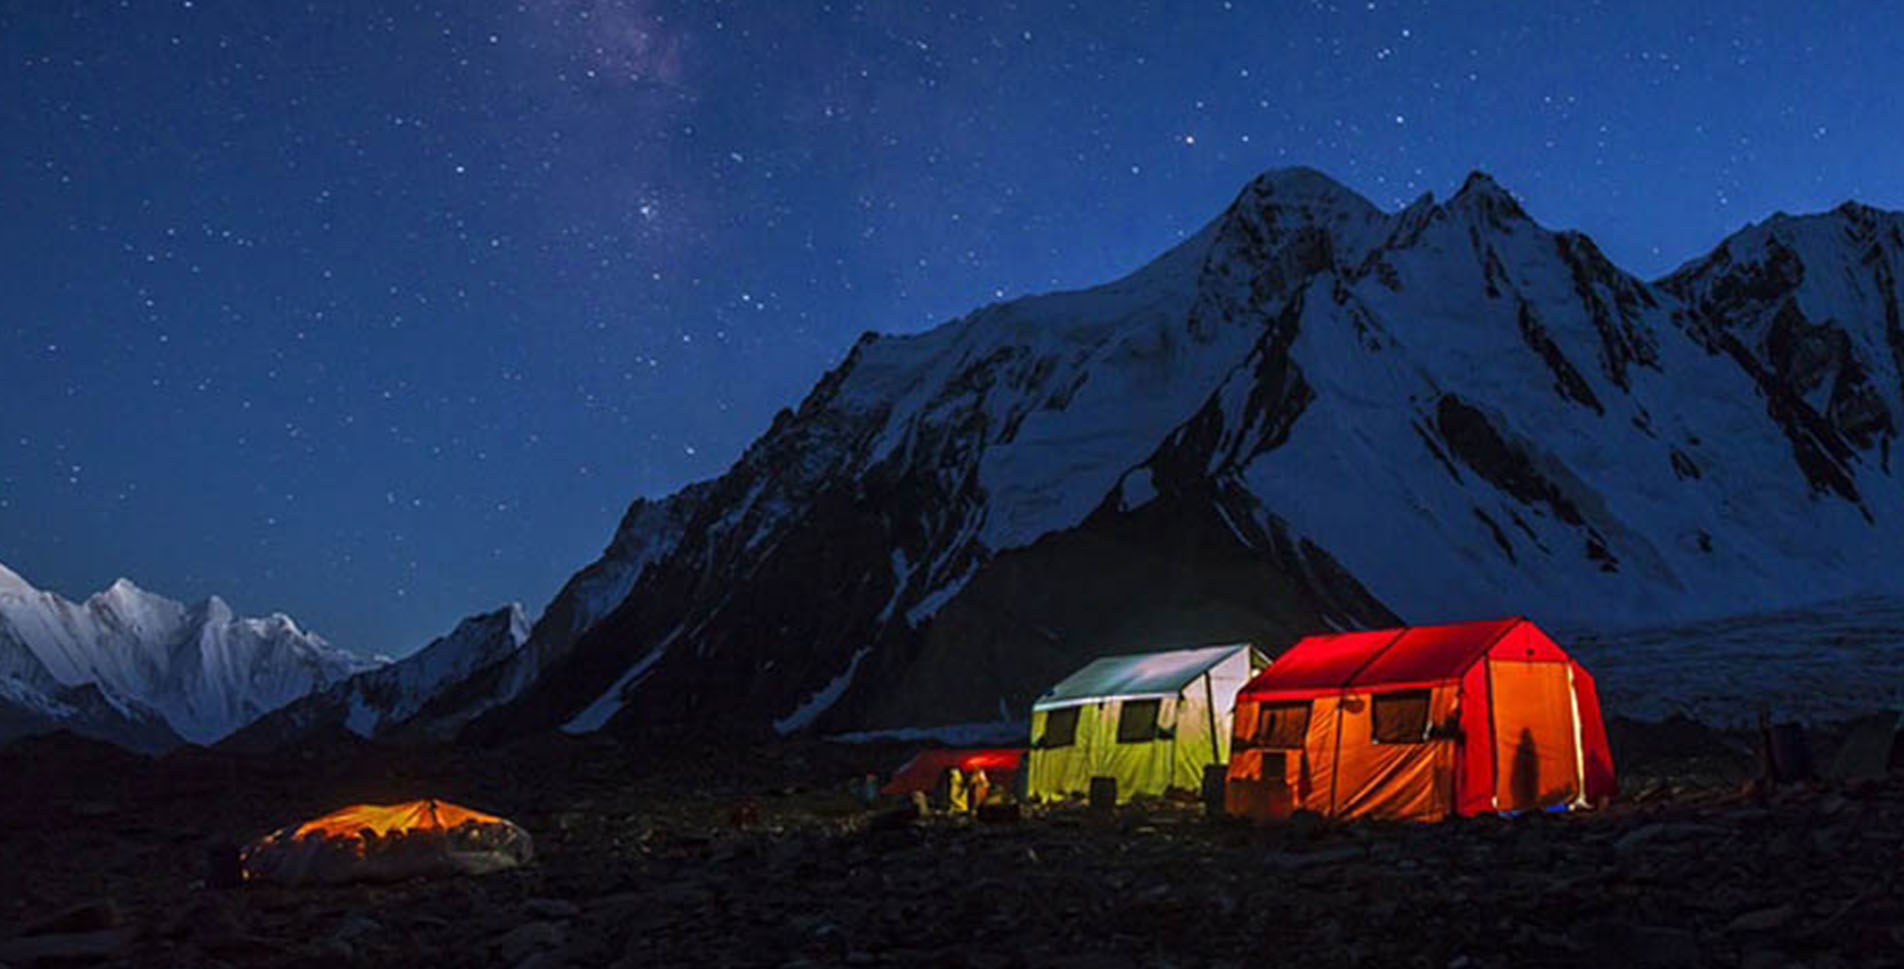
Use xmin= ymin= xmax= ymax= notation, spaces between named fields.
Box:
xmin=1328 ymin=689 xmax=1346 ymax=815
xmin=1204 ymin=671 xmax=1222 ymax=765
xmin=1566 ymin=663 xmax=1588 ymax=807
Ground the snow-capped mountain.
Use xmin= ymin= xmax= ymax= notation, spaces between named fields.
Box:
xmin=449 ymin=166 xmax=1904 ymax=739
xmin=0 ymin=562 xmax=378 ymax=747
xmin=392 ymin=488 xmax=712 ymax=741
xmin=222 ymin=603 xmax=529 ymax=751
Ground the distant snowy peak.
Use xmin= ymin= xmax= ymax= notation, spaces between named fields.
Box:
xmin=0 ymin=562 xmax=377 ymax=746
xmin=221 ymin=602 xmax=529 ymax=751
xmin=1663 ymin=203 xmax=1904 ymax=507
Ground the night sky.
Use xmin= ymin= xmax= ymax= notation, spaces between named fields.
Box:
xmin=3 ymin=1 xmax=1899 ymax=657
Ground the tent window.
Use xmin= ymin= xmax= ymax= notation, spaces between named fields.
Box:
xmin=1248 ymin=701 xmax=1312 ymax=749
xmin=1040 ymin=707 xmax=1079 ymax=749
xmin=1258 ymin=751 xmax=1288 ymax=786
xmin=1372 ymin=690 xmax=1431 ymax=744
xmin=1116 ymin=699 xmax=1162 ymax=743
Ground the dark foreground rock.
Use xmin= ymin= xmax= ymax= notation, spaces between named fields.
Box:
xmin=0 ymin=728 xmax=1900 ymax=967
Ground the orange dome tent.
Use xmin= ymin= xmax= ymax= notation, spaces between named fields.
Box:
xmin=242 ymin=798 xmax=533 ymax=886
xmin=1226 ymin=617 xmax=1615 ymax=822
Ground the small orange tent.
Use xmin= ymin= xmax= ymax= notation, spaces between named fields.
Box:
xmin=1226 ymin=617 xmax=1614 ymax=822
xmin=242 ymin=798 xmax=533 ymax=885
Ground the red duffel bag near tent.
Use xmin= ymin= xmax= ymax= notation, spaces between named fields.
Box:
xmin=1226 ymin=617 xmax=1615 ymax=822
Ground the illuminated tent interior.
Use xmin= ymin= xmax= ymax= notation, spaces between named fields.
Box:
xmin=880 ymin=747 xmax=1025 ymax=797
xmin=1226 ymin=617 xmax=1615 ymax=822
xmin=1026 ymin=643 xmax=1266 ymax=804
xmin=242 ymin=798 xmax=533 ymax=886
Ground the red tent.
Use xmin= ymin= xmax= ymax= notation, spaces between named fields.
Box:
xmin=880 ymin=748 xmax=1024 ymax=796
xmin=1226 ymin=617 xmax=1615 ymax=821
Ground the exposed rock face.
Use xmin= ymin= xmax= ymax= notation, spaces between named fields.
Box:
xmin=1662 ymin=204 xmax=1904 ymax=503
xmin=449 ymin=167 xmax=1904 ymax=740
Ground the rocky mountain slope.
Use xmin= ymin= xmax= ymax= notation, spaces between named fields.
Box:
xmin=0 ymin=674 xmax=182 ymax=754
xmin=222 ymin=604 xmax=529 ymax=751
xmin=437 ymin=168 xmax=1904 ymax=741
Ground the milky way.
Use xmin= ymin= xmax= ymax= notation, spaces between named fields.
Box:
xmin=2 ymin=0 xmax=1899 ymax=655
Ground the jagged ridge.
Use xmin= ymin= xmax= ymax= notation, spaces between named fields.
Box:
xmin=0 ymin=563 xmax=378 ymax=747
xmin=424 ymin=167 xmax=1904 ymax=740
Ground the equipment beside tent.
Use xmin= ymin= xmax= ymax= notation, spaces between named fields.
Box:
xmin=880 ymin=748 xmax=1025 ymax=797
xmin=1226 ymin=618 xmax=1615 ymax=822
xmin=1026 ymin=643 xmax=1266 ymax=804
xmin=241 ymin=798 xmax=533 ymax=886
xmin=1827 ymin=711 xmax=1904 ymax=782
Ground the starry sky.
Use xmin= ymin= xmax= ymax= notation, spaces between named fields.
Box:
xmin=3 ymin=1 xmax=1900 ymax=657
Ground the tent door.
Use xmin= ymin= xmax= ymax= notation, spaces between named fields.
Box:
xmin=1487 ymin=660 xmax=1581 ymax=811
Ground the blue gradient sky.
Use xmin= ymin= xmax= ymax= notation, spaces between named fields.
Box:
xmin=3 ymin=0 xmax=1899 ymax=655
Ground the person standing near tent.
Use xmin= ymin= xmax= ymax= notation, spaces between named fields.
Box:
xmin=967 ymin=767 xmax=990 ymax=809
xmin=937 ymin=765 xmax=968 ymax=812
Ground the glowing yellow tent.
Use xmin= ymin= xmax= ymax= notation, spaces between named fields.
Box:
xmin=1025 ymin=643 xmax=1265 ymax=803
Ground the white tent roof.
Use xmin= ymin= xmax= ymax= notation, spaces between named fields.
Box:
xmin=1033 ymin=643 xmax=1256 ymax=711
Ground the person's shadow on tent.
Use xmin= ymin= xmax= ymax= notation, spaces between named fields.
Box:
xmin=1510 ymin=727 xmax=1575 ymax=809
xmin=1510 ymin=728 xmax=1540 ymax=809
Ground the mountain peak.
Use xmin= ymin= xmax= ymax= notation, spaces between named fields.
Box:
xmin=201 ymin=595 xmax=234 ymax=623
xmin=503 ymin=602 xmax=531 ymax=641
xmin=1221 ymin=165 xmax=1387 ymax=264
xmin=1827 ymin=199 xmax=1904 ymax=239
xmin=1246 ymin=165 xmax=1353 ymax=195
xmin=1454 ymin=169 xmax=1509 ymax=196
xmin=443 ymin=603 xmax=528 ymax=643
xmin=1447 ymin=169 xmax=1530 ymax=226
xmin=1238 ymin=166 xmax=1382 ymax=212
xmin=98 ymin=577 xmax=156 ymax=604
xmin=2 ymin=571 xmax=368 ymax=747
xmin=0 ymin=561 xmax=35 ymax=598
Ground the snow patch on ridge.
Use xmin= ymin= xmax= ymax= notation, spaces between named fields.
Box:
xmin=773 ymin=647 xmax=871 ymax=735
xmin=905 ymin=567 xmax=977 ymax=627
xmin=1119 ymin=467 xmax=1157 ymax=511
xmin=560 ymin=629 xmax=680 ymax=735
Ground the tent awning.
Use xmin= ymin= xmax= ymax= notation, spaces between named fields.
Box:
xmin=1033 ymin=644 xmax=1254 ymax=711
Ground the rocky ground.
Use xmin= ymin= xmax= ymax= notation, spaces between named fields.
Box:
xmin=0 ymin=719 xmax=1899 ymax=969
